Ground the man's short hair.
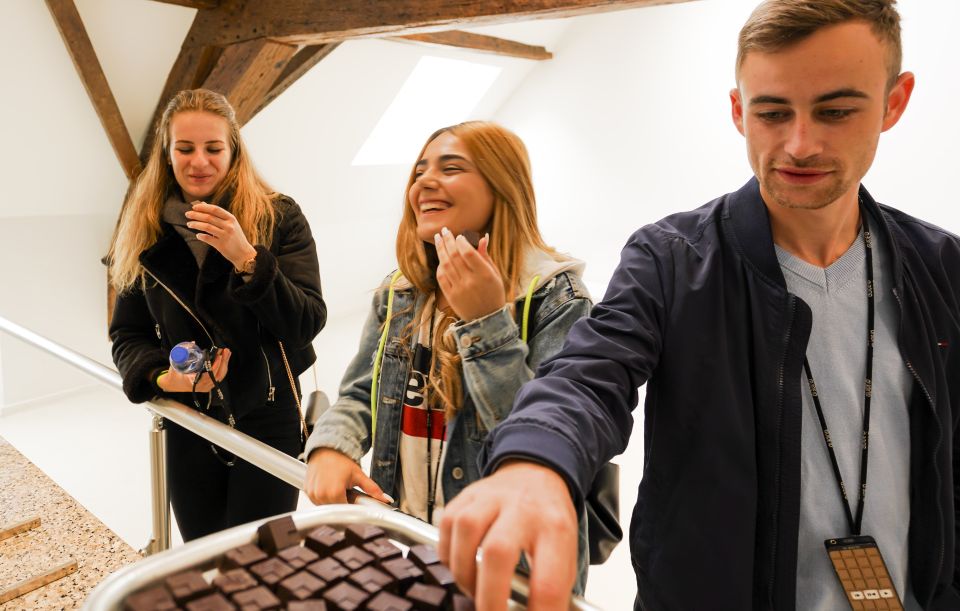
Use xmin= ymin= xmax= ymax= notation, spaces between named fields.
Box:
xmin=736 ymin=0 xmax=903 ymax=89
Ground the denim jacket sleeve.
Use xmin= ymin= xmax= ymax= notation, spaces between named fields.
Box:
xmin=302 ymin=285 xmax=388 ymax=462
xmin=451 ymin=272 xmax=592 ymax=433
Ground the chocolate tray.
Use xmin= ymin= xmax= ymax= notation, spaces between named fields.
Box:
xmin=83 ymin=504 xmax=602 ymax=610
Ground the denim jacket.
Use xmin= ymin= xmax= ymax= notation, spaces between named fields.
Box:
xmin=305 ymin=264 xmax=591 ymax=502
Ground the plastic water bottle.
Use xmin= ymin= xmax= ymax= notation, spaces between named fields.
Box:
xmin=169 ymin=341 xmax=206 ymax=374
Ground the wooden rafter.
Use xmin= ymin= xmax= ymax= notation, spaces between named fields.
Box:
xmin=393 ymin=31 xmax=552 ymax=60
xmin=249 ymin=43 xmax=340 ymax=121
xmin=201 ymin=39 xmax=298 ymax=125
xmin=149 ymin=0 xmax=220 ymax=8
xmin=187 ymin=0 xmax=697 ymax=47
xmin=45 ymin=0 xmax=141 ymax=180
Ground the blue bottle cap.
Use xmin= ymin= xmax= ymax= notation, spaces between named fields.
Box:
xmin=170 ymin=345 xmax=190 ymax=364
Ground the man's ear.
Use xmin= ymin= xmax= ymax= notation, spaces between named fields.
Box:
xmin=882 ymin=71 xmax=915 ymax=132
xmin=730 ymin=88 xmax=746 ymax=136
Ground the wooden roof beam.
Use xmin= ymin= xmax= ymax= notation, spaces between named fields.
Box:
xmin=249 ymin=43 xmax=340 ymax=121
xmin=149 ymin=0 xmax=220 ymax=8
xmin=201 ymin=39 xmax=298 ymax=125
xmin=45 ymin=0 xmax=141 ymax=180
xmin=392 ymin=31 xmax=552 ymax=61
xmin=187 ymin=0 xmax=699 ymax=47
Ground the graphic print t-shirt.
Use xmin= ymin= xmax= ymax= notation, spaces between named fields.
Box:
xmin=397 ymin=307 xmax=448 ymax=525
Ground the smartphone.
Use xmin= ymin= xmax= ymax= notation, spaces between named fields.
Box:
xmin=824 ymin=535 xmax=903 ymax=610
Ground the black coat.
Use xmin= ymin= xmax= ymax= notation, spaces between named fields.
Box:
xmin=110 ymin=195 xmax=327 ymax=421
xmin=482 ymin=178 xmax=960 ymax=610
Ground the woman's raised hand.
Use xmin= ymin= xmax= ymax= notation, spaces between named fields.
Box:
xmin=157 ymin=348 xmax=231 ymax=393
xmin=305 ymin=447 xmax=392 ymax=505
xmin=434 ymin=228 xmax=506 ymax=322
xmin=185 ymin=202 xmax=258 ymax=270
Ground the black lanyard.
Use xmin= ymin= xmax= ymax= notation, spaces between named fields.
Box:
xmin=802 ymin=207 xmax=875 ymax=536
xmin=425 ymin=310 xmax=445 ymax=524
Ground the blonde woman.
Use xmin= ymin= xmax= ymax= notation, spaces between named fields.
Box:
xmin=303 ymin=121 xmax=590 ymax=590
xmin=109 ymin=89 xmax=326 ymax=541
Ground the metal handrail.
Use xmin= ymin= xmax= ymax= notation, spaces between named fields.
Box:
xmin=0 ymin=315 xmax=306 ymax=553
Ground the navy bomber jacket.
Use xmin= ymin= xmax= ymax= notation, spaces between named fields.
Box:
xmin=481 ymin=178 xmax=960 ymax=610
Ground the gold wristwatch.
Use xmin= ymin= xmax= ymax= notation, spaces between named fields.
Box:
xmin=235 ymin=254 xmax=257 ymax=276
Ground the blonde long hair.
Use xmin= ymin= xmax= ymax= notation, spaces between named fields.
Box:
xmin=395 ymin=121 xmax=559 ymax=419
xmin=109 ymin=89 xmax=276 ymax=292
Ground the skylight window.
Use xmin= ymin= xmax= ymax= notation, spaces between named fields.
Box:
xmin=352 ymin=56 xmax=502 ymax=166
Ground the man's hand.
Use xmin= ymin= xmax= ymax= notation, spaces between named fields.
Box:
xmin=439 ymin=460 xmax=578 ymax=611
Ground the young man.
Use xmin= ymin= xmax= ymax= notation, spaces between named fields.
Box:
xmin=438 ymin=1 xmax=959 ymax=610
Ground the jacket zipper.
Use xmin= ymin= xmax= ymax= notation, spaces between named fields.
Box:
xmin=892 ymin=287 xmax=945 ymax=590
xmin=143 ymin=269 xmax=216 ymax=347
xmin=256 ymin=322 xmax=276 ymax=403
xmin=769 ymin=294 xmax=797 ymax=605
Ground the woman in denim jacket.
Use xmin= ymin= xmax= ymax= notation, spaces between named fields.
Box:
xmin=303 ymin=121 xmax=591 ymax=588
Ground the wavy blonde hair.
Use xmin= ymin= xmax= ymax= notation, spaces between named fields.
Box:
xmin=109 ymin=89 xmax=276 ymax=292
xmin=394 ymin=121 xmax=559 ymax=419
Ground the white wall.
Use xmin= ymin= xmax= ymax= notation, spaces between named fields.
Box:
xmin=489 ymin=0 xmax=960 ymax=607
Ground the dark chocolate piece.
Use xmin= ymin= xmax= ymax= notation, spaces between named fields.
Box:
xmin=231 ymin=585 xmax=281 ymax=610
xmin=424 ymin=564 xmax=456 ymax=592
xmin=185 ymin=592 xmax=235 ymax=611
xmin=347 ymin=566 xmax=394 ymax=595
xmin=249 ymin=557 xmax=295 ymax=588
xmin=333 ymin=546 xmax=375 ymax=571
xmin=379 ymin=558 xmax=423 ymax=592
xmin=287 ymin=601 xmax=329 ymax=611
xmin=213 ymin=568 xmax=258 ymax=596
xmin=306 ymin=525 xmax=349 ymax=555
xmin=404 ymin=583 xmax=445 ymax=611
xmin=451 ymin=593 xmax=476 ymax=611
xmin=278 ymin=545 xmax=320 ymax=570
xmin=461 ymin=231 xmax=481 ymax=249
xmin=125 ymin=585 xmax=178 ymax=611
xmin=307 ymin=557 xmax=351 ymax=585
xmin=222 ymin=544 xmax=269 ymax=570
xmin=323 ymin=581 xmax=369 ymax=611
xmin=344 ymin=524 xmax=386 ymax=547
xmin=406 ymin=545 xmax=439 ymax=571
xmin=365 ymin=591 xmax=413 ymax=611
xmin=257 ymin=516 xmax=301 ymax=554
xmin=277 ymin=571 xmax=327 ymax=602
xmin=362 ymin=538 xmax=402 ymax=564
xmin=166 ymin=570 xmax=214 ymax=604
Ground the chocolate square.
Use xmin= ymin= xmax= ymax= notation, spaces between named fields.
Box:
xmin=363 ymin=538 xmax=402 ymax=564
xmin=249 ymin=557 xmax=295 ymax=588
xmin=344 ymin=524 xmax=386 ymax=547
xmin=379 ymin=558 xmax=423 ymax=592
xmin=231 ymin=585 xmax=281 ymax=610
xmin=125 ymin=585 xmax=178 ymax=611
xmin=322 ymin=581 xmax=369 ymax=611
xmin=405 ymin=583 xmax=446 ymax=610
xmin=185 ymin=592 xmax=235 ymax=611
xmin=287 ymin=602 xmax=329 ymax=611
xmin=277 ymin=571 xmax=327 ymax=602
xmin=257 ymin=516 xmax=301 ymax=554
xmin=305 ymin=525 xmax=348 ymax=555
xmin=347 ymin=565 xmax=394 ymax=595
xmin=166 ymin=570 xmax=214 ymax=604
xmin=307 ymin=557 xmax=351 ymax=585
xmin=451 ymin=593 xmax=476 ymax=610
xmin=424 ymin=564 xmax=456 ymax=592
xmin=213 ymin=568 xmax=258 ymax=596
xmin=333 ymin=546 xmax=374 ymax=571
xmin=278 ymin=546 xmax=320 ymax=570
xmin=406 ymin=545 xmax=439 ymax=571
xmin=222 ymin=544 xmax=269 ymax=571
xmin=365 ymin=591 xmax=413 ymax=611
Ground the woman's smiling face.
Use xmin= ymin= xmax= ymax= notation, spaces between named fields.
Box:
xmin=408 ymin=132 xmax=495 ymax=243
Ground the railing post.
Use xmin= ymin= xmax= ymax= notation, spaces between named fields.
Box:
xmin=141 ymin=414 xmax=171 ymax=555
